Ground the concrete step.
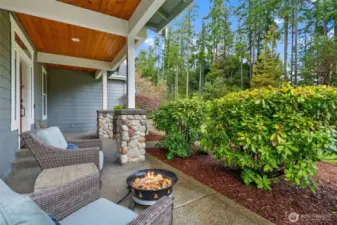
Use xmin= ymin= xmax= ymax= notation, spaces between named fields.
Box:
xmin=16 ymin=148 xmax=34 ymax=158
xmin=13 ymin=156 xmax=40 ymax=170
xmin=5 ymin=167 xmax=41 ymax=194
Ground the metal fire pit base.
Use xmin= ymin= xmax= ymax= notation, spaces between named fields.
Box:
xmin=129 ymin=194 xmax=174 ymax=210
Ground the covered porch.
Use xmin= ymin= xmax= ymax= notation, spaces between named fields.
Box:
xmin=0 ymin=0 xmax=195 ymax=172
xmin=5 ymin=138 xmax=271 ymax=225
xmin=0 ymin=0 xmax=196 ymax=109
xmin=1 ymin=0 xmax=194 ymax=113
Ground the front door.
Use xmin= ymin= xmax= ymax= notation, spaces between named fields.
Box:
xmin=19 ymin=59 xmax=31 ymax=134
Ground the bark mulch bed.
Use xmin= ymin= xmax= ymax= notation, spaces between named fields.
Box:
xmin=145 ymin=131 xmax=163 ymax=142
xmin=147 ymin=148 xmax=337 ymax=225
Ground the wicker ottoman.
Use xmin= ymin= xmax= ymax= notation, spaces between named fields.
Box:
xmin=34 ymin=163 xmax=99 ymax=193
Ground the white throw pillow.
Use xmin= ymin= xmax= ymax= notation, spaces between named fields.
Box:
xmin=36 ymin=127 xmax=68 ymax=149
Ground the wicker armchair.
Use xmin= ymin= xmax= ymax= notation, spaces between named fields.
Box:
xmin=29 ymin=173 xmax=101 ymax=221
xmin=29 ymin=174 xmax=174 ymax=225
xmin=21 ymin=129 xmax=102 ymax=170
xmin=128 ymin=197 xmax=174 ymax=225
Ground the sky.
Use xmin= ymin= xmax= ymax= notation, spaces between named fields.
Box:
xmin=137 ymin=0 xmax=286 ymax=60
xmin=137 ymin=0 xmax=235 ymax=53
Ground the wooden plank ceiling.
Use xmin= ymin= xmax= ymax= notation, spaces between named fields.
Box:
xmin=15 ymin=0 xmax=141 ymax=72
xmin=58 ymin=0 xmax=141 ymax=20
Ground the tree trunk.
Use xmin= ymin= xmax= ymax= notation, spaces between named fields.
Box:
xmin=284 ymin=0 xmax=289 ymax=81
xmin=252 ymin=31 xmax=256 ymax=66
xmin=186 ymin=68 xmax=189 ymax=97
xmin=248 ymin=0 xmax=253 ymax=82
xmin=249 ymin=34 xmax=253 ymax=81
xmin=324 ymin=22 xmax=328 ymax=36
xmin=294 ymin=0 xmax=298 ymax=85
xmin=175 ymin=68 xmax=179 ymax=98
xmin=240 ymin=53 xmax=244 ymax=89
xmin=290 ymin=3 xmax=295 ymax=82
xmin=157 ymin=39 xmax=161 ymax=85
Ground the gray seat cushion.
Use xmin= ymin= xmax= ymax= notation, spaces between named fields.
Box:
xmin=0 ymin=179 xmax=54 ymax=225
xmin=34 ymin=163 xmax=99 ymax=193
xmin=60 ymin=198 xmax=138 ymax=225
xmin=37 ymin=127 xmax=68 ymax=149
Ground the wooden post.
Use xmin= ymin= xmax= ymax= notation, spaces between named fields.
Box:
xmin=127 ymin=36 xmax=136 ymax=108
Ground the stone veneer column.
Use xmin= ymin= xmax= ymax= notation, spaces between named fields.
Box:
xmin=97 ymin=110 xmax=113 ymax=139
xmin=114 ymin=109 xmax=147 ymax=165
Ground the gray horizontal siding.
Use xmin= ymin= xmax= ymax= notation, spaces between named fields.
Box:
xmin=48 ymin=69 xmax=102 ymax=133
xmin=0 ymin=9 xmax=17 ymax=178
xmin=107 ymin=80 xmax=126 ymax=109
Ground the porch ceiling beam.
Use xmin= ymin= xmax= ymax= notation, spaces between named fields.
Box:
xmin=110 ymin=38 xmax=144 ymax=71
xmin=156 ymin=0 xmax=195 ymax=33
xmin=156 ymin=9 xmax=169 ymax=20
xmin=37 ymin=52 xmax=112 ymax=70
xmin=95 ymin=70 xmax=103 ymax=80
xmin=0 ymin=0 xmax=133 ymax=38
xmin=128 ymin=0 xmax=166 ymax=38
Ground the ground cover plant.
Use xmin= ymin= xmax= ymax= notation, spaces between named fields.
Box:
xmin=201 ymin=84 xmax=337 ymax=191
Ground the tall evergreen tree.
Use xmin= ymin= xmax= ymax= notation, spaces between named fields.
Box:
xmin=251 ymin=25 xmax=282 ymax=88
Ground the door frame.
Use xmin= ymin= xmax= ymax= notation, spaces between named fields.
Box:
xmin=18 ymin=55 xmax=33 ymax=133
xmin=10 ymin=15 xmax=35 ymax=144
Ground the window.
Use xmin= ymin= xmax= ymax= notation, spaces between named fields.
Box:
xmin=42 ymin=67 xmax=47 ymax=120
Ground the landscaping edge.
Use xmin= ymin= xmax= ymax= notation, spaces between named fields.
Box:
xmin=145 ymin=153 xmax=274 ymax=225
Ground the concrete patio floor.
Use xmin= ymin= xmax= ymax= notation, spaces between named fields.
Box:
xmin=5 ymin=139 xmax=273 ymax=225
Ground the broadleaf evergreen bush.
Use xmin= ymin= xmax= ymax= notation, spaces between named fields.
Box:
xmin=153 ymin=98 xmax=207 ymax=159
xmin=201 ymin=84 xmax=337 ymax=191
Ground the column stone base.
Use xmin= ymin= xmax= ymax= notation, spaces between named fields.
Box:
xmin=97 ymin=110 xmax=113 ymax=139
xmin=114 ymin=109 xmax=147 ymax=165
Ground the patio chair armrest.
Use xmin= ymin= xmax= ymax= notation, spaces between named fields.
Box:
xmin=66 ymin=138 xmax=103 ymax=150
xmin=129 ymin=196 xmax=174 ymax=225
xmin=40 ymin=147 xmax=100 ymax=170
xmin=30 ymin=173 xmax=100 ymax=221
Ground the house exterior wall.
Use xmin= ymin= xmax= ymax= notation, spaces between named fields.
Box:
xmin=48 ymin=68 xmax=126 ymax=134
xmin=48 ymin=69 xmax=102 ymax=133
xmin=0 ymin=9 xmax=17 ymax=178
xmin=107 ymin=80 xmax=126 ymax=109
xmin=0 ymin=10 xmax=46 ymax=178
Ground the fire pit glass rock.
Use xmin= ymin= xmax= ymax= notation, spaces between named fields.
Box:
xmin=127 ymin=169 xmax=178 ymax=206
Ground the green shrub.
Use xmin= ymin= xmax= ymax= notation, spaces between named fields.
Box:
xmin=201 ymin=84 xmax=337 ymax=191
xmin=113 ymin=104 xmax=125 ymax=111
xmin=153 ymin=98 xmax=207 ymax=159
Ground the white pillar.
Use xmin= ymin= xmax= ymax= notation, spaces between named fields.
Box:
xmin=102 ymin=70 xmax=108 ymax=110
xmin=127 ymin=36 xmax=136 ymax=109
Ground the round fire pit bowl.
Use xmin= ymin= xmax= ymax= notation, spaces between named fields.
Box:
xmin=126 ymin=169 xmax=178 ymax=205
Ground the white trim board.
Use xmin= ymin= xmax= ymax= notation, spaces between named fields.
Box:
xmin=41 ymin=66 xmax=47 ymax=121
xmin=10 ymin=14 xmax=35 ymax=132
xmin=94 ymin=70 xmax=103 ymax=80
xmin=102 ymin=70 xmax=108 ymax=110
xmin=37 ymin=52 xmax=112 ymax=70
xmin=0 ymin=0 xmax=144 ymax=40
xmin=109 ymin=75 xmax=126 ymax=81
xmin=111 ymin=39 xmax=144 ymax=71
xmin=128 ymin=0 xmax=166 ymax=37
